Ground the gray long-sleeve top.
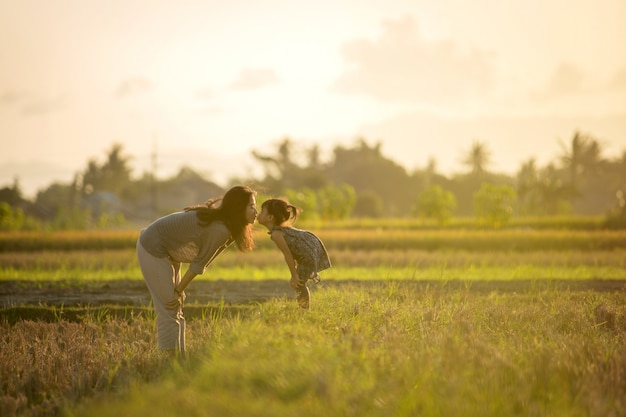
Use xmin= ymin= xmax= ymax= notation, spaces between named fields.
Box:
xmin=139 ymin=210 xmax=233 ymax=275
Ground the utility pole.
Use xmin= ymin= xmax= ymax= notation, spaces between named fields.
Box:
xmin=151 ymin=136 xmax=158 ymax=218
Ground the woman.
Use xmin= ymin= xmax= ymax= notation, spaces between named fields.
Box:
xmin=136 ymin=185 xmax=257 ymax=355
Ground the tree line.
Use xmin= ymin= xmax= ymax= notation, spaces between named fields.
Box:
xmin=242 ymin=132 xmax=625 ymax=221
xmin=1 ymin=131 xmax=625 ymax=230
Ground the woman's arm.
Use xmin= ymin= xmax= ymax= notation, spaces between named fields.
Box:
xmin=270 ymin=230 xmax=299 ymax=289
xmin=176 ymin=268 xmax=198 ymax=294
xmin=165 ymin=268 xmax=197 ymax=310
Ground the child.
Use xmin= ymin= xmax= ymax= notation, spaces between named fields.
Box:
xmin=257 ymin=198 xmax=331 ymax=309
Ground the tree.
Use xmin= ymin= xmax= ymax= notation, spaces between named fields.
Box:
xmin=35 ymin=182 xmax=75 ymax=221
xmin=252 ymin=138 xmax=330 ymax=192
xmin=537 ymin=163 xmax=574 ymax=215
xmin=0 ymin=202 xmax=25 ymax=230
xmin=515 ymin=159 xmax=576 ymax=216
xmin=282 ymin=184 xmax=356 ymax=222
xmin=317 ymin=184 xmax=356 ymax=220
xmin=352 ymin=191 xmax=384 ymax=218
xmin=603 ymin=188 xmax=626 ymax=229
xmin=461 ymin=140 xmax=491 ymax=178
xmin=413 ymin=185 xmax=457 ymax=225
xmin=81 ymin=143 xmax=131 ymax=195
xmin=102 ymin=143 xmax=133 ymax=196
xmin=423 ymin=157 xmax=437 ymax=189
xmin=81 ymin=143 xmax=133 ymax=196
xmin=559 ymin=131 xmax=602 ymax=196
xmin=0 ymin=178 xmax=26 ymax=207
xmin=516 ymin=158 xmax=542 ymax=215
xmin=34 ymin=182 xmax=92 ymax=229
xmin=473 ymin=183 xmax=516 ymax=228
xmin=559 ymin=132 xmax=625 ymax=214
xmin=284 ymin=188 xmax=319 ymax=222
xmin=328 ymin=138 xmax=414 ymax=216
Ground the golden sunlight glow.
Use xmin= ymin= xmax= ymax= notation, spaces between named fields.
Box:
xmin=1 ymin=0 xmax=625 ymax=195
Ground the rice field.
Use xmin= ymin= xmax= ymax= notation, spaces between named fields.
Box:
xmin=1 ymin=223 xmax=625 ymax=416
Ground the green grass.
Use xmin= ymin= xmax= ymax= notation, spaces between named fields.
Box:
xmin=4 ymin=248 xmax=626 ymax=269
xmin=3 ymin=262 xmax=626 ymax=282
xmin=61 ymin=284 xmax=626 ymax=417
xmin=2 ymin=227 xmax=626 ymax=252
xmin=209 ymin=265 xmax=626 ymax=281
xmin=2 ymin=247 xmax=626 ymax=282
xmin=2 ymin=226 xmax=626 ymax=416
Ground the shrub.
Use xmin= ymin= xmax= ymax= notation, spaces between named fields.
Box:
xmin=474 ymin=183 xmax=517 ymax=228
xmin=413 ymin=185 xmax=457 ymax=225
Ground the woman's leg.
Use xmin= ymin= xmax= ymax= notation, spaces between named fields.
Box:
xmin=173 ymin=262 xmax=186 ymax=354
xmin=136 ymin=240 xmax=184 ymax=352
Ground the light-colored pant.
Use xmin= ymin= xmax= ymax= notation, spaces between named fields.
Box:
xmin=136 ymin=237 xmax=185 ymax=352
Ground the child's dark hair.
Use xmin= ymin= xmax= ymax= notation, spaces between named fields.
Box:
xmin=262 ymin=198 xmax=300 ymax=225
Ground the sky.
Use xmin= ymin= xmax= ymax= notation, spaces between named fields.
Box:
xmin=2 ymin=0 xmax=625 ymax=198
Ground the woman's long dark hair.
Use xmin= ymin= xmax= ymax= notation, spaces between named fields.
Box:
xmin=184 ymin=185 xmax=255 ymax=252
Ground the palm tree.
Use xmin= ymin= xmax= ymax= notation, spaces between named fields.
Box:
xmin=516 ymin=158 xmax=540 ymax=215
xmin=424 ymin=157 xmax=437 ymax=189
xmin=251 ymin=137 xmax=298 ymax=189
xmin=461 ymin=140 xmax=491 ymax=178
xmin=559 ymin=131 xmax=602 ymax=189
xmin=538 ymin=163 xmax=574 ymax=215
xmin=81 ymin=143 xmax=133 ymax=196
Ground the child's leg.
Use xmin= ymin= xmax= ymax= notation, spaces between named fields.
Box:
xmin=178 ymin=309 xmax=186 ymax=355
xmin=295 ymin=279 xmax=310 ymax=310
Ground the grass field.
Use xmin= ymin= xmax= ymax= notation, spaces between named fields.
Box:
xmin=1 ymin=224 xmax=625 ymax=416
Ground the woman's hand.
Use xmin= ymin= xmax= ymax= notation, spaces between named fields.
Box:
xmin=166 ymin=290 xmax=186 ymax=310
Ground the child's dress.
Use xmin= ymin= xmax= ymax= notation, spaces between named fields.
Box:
xmin=273 ymin=226 xmax=331 ymax=282
xmin=271 ymin=226 xmax=331 ymax=309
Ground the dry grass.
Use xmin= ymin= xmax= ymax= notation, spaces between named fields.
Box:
xmin=2 ymin=225 xmax=625 ymax=416
xmin=2 ymin=286 xmax=626 ymax=417
xmin=65 ymin=285 xmax=626 ymax=417
xmin=0 ymin=315 xmax=218 ymax=417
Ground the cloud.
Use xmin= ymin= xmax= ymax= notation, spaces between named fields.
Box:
xmin=229 ymin=68 xmax=280 ymax=91
xmin=331 ymin=15 xmax=496 ymax=103
xmin=607 ymin=67 xmax=626 ymax=90
xmin=193 ymin=88 xmax=225 ymax=114
xmin=195 ymin=88 xmax=215 ymax=101
xmin=0 ymin=90 xmax=28 ymax=105
xmin=21 ymin=95 xmax=66 ymax=116
xmin=1 ymin=89 xmax=65 ymax=116
xmin=115 ymin=77 xmax=153 ymax=98
xmin=531 ymin=63 xmax=626 ymax=106
xmin=196 ymin=105 xmax=224 ymax=116
xmin=532 ymin=62 xmax=586 ymax=102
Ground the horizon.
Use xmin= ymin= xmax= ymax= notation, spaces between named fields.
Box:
xmin=3 ymin=128 xmax=625 ymax=201
xmin=2 ymin=1 xmax=625 ymax=198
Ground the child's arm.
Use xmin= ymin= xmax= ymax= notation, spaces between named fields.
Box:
xmin=270 ymin=230 xmax=300 ymax=289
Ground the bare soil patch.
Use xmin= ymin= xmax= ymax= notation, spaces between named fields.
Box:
xmin=0 ymin=279 xmax=294 ymax=308
xmin=0 ymin=279 xmax=295 ymax=323
xmin=1 ymin=279 xmax=625 ymax=324
xmin=2 ymin=278 xmax=625 ymax=308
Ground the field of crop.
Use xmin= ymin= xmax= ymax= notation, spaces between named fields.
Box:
xmin=1 ymin=223 xmax=625 ymax=416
